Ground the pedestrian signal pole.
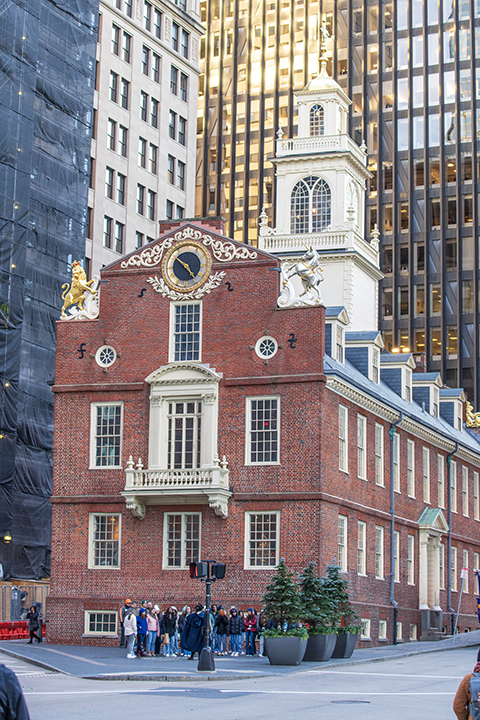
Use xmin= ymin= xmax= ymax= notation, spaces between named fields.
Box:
xmin=189 ymin=560 xmax=226 ymax=672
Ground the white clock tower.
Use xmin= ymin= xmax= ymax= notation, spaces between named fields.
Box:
xmin=258 ymin=27 xmax=382 ymax=331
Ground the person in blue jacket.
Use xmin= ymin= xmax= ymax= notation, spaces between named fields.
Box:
xmin=136 ymin=610 xmax=147 ymax=656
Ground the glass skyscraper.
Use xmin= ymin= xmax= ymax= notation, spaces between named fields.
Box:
xmin=196 ymin=0 xmax=480 ymax=405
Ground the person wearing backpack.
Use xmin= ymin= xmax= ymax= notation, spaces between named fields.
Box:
xmin=453 ymin=658 xmax=480 ymax=719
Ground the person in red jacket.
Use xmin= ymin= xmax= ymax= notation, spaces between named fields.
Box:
xmin=244 ymin=608 xmax=258 ymax=656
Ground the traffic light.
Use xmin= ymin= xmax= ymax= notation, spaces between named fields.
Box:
xmin=189 ymin=561 xmax=208 ymax=578
xmin=211 ymin=562 xmax=226 ymax=579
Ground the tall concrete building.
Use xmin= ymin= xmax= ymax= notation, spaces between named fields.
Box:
xmin=88 ymin=0 xmax=203 ymax=274
xmin=195 ymin=0 xmax=480 ymax=406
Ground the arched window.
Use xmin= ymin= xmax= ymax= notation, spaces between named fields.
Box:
xmin=291 ymin=176 xmax=331 ymax=234
xmin=310 ymin=104 xmax=325 ymax=136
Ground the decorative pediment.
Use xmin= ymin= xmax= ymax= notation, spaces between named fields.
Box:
xmin=145 ymin=363 xmax=222 ymax=386
xmin=418 ymin=508 xmax=449 ymax=533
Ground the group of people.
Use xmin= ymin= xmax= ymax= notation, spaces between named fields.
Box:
xmin=119 ymin=599 xmax=272 ymax=660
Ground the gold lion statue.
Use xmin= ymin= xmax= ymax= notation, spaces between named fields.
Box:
xmin=61 ymin=261 xmax=96 ymax=317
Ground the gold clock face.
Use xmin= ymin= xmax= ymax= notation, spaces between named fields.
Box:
xmin=162 ymin=241 xmax=212 ymax=292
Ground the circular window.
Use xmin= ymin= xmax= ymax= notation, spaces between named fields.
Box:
xmin=255 ymin=336 xmax=278 ymax=360
xmin=95 ymin=345 xmax=117 ymax=368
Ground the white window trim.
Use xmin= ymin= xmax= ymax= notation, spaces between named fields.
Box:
xmin=245 ymin=396 xmax=280 ymax=466
xmin=84 ymin=611 xmax=118 ymax=637
xmin=88 ymin=513 xmax=121 ymax=570
xmin=397 ymin=621 xmax=403 ymax=641
xmin=423 ymin=447 xmax=430 ymax=504
xmin=451 ymin=546 xmax=457 ymax=592
xmin=474 ymin=472 xmax=479 ymax=521
xmin=403 ymin=368 xmax=412 ymax=402
xmin=244 ymin=511 xmax=280 ymax=569
xmin=357 ymin=520 xmax=367 ymax=576
xmin=440 ymin=543 xmax=445 ymax=590
xmin=438 ymin=454 xmax=445 ymax=509
xmin=375 ymin=423 xmax=384 ymax=487
xmin=407 ymin=439 xmax=415 ymax=498
xmin=463 ymin=467 xmax=469 ymax=517
xmin=89 ymin=402 xmax=123 ymax=469
xmin=357 ymin=414 xmax=367 ymax=480
xmin=338 ymin=514 xmax=348 ymax=572
xmin=163 ymin=511 xmax=201 ymax=570
xmin=463 ymin=550 xmax=469 ymax=593
xmin=378 ymin=619 xmax=388 ymax=640
xmin=407 ymin=534 xmax=415 ymax=585
xmin=394 ymin=530 xmax=400 ymax=582
xmin=371 ymin=346 xmax=380 ymax=383
xmin=169 ymin=301 xmax=203 ymax=363
xmin=375 ymin=525 xmax=384 ymax=579
xmin=451 ymin=460 xmax=457 ymax=514
xmin=360 ymin=618 xmax=371 ymax=640
xmin=339 ymin=404 xmax=349 ymax=473
xmin=393 ymin=433 xmax=400 ymax=493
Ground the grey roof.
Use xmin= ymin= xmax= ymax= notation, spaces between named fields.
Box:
xmin=323 ymin=354 xmax=480 ymax=455
xmin=440 ymin=388 xmax=465 ymax=399
xmin=412 ymin=372 xmax=442 ymax=384
xmin=325 ymin=306 xmax=346 ymax=317
xmin=380 ymin=352 xmax=414 ymax=364
xmin=345 ymin=331 xmax=382 ymax=342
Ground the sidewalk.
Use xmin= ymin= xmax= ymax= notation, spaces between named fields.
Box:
xmin=1 ymin=631 xmax=479 ymax=682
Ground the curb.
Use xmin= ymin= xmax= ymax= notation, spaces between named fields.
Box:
xmin=84 ymin=672 xmax=271 ymax=682
xmin=0 ymin=646 xmax=73 ymax=676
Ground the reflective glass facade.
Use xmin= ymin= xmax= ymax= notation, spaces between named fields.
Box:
xmin=196 ymin=0 xmax=480 ymax=406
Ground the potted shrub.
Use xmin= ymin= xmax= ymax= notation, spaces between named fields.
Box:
xmin=262 ymin=559 xmax=308 ymax=666
xmin=323 ymin=563 xmax=361 ymax=659
xmin=298 ymin=562 xmax=339 ymax=662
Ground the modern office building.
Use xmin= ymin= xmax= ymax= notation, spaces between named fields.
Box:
xmin=195 ymin=0 xmax=480 ymax=406
xmin=0 ymin=0 xmax=98 ymax=579
xmin=88 ymin=0 xmax=203 ymax=275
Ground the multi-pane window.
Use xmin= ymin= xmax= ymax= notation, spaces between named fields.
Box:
xmin=379 ymin=619 xmax=387 ymax=640
xmin=147 ymin=189 xmax=156 ymax=220
xmin=124 ymin=0 xmax=132 ymax=17
xmin=172 ymin=21 xmax=179 ymax=51
xmin=166 ymin=199 xmax=174 ymax=219
xmin=152 ymin=52 xmax=161 ymax=82
xmin=140 ymin=91 xmax=148 ymax=121
xmin=136 ymin=232 xmax=144 ymax=249
xmin=336 ymin=326 xmax=344 ymax=362
xmin=338 ymin=515 xmax=348 ymax=571
xmin=180 ymin=72 xmax=188 ymax=101
xmin=360 ymin=619 xmax=371 ymax=639
xmin=181 ymin=29 xmax=189 ymax=58
xmin=144 ymin=0 xmax=151 ymax=30
xmin=164 ymin=513 xmax=200 ymax=568
xmin=149 ymin=143 xmax=157 ymax=174
xmin=375 ymin=423 xmax=384 ymax=486
xmin=407 ymin=439 xmax=415 ymax=497
xmin=169 ymin=110 xmax=177 ymax=139
xmin=167 ymin=402 xmax=202 ymax=469
xmin=451 ymin=546 xmax=457 ymax=591
xmin=310 ymin=104 xmax=325 ymax=136
xmin=151 ymin=98 xmax=159 ymax=127
xmin=177 ymin=160 xmax=185 ymax=190
xmin=438 ymin=454 xmax=445 ymax=508
xmin=247 ymin=398 xmax=279 ymax=464
xmin=357 ymin=414 xmax=367 ymax=479
xmin=116 ymin=173 xmax=126 ymax=205
xmin=394 ymin=530 xmax=400 ymax=582
xmin=463 ymin=550 xmax=469 ymax=593
xmin=474 ymin=472 xmax=479 ymax=520
xmin=110 ymin=71 xmax=118 ymax=102
xmin=103 ymin=215 xmax=112 ymax=248
xmin=168 ymin=154 xmax=175 ymax=184
xmin=89 ymin=513 xmax=120 ymax=568
xmin=119 ymin=125 xmax=128 ymax=156
xmin=170 ymin=66 xmax=178 ymax=94
xmin=122 ymin=31 xmax=131 ymax=63
xmin=178 ymin=116 xmax=186 ymax=145
xmin=357 ymin=520 xmax=366 ymax=575
xmin=375 ymin=525 xmax=384 ymax=579
xmin=139 ymin=137 xmax=146 ymax=167
xmin=142 ymin=45 xmax=150 ymax=75
xmin=372 ymin=348 xmax=380 ymax=382
xmin=393 ymin=432 xmax=400 ymax=492
xmin=173 ymin=303 xmax=201 ymax=361
xmin=176 ymin=205 xmax=184 ymax=219
xmin=339 ymin=405 xmax=348 ymax=472
xmin=105 ymin=167 xmax=114 ymax=199
xmin=137 ymin=184 xmax=145 ymax=215
xmin=291 ymin=176 xmax=331 ymax=233
xmin=451 ymin=459 xmax=457 ymax=513
xmin=463 ymin=467 xmax=469 ymax=516
xmin=423 ymin=447 xmax=430 ymax=503
xmin=246 ymin=512 xmax=279 ymax=568
xmin=440 ymin=543 xmax=445 ymax=590
xmin=92 ymin=404 xmax=122 ymax=467
xmin=120 ymin=78 xmax=129 ymax=109
xmin=115 ymin=221 xmax=124 ymax=254
xmin=153 ymin=8 xmax=162 ymax=38
xmin=85 ymin=612 xmax=117 ymax=635
xmin=407 ymin=534 xmax=415 ymax=584
xmin=475 ymin=552 xmax=480 ymax=574
xmin=107 ymin=118 xmax=116 ymax=150
xmin=112 ymin=23 xmax=120 ymax=55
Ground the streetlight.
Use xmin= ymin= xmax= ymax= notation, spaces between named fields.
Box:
xmin=189 ymin=560 xmax=226 ymax=672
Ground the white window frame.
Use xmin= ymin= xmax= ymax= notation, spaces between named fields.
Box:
xmin=393 ymin=433 xmax=400 ymax=493
xmin=410 ymin=623 xmax=417 ymax=641
xmin=378 ymin=619 xmax=387 ymax=640
xmin=336 ymin=324 xmax=344 ymax=362
xmin=360 ymin=618 xmax=371 ymax=639
xmin=357 ymin=520 xmax=367 ymax=575
xmin=371 ymin=347 xmax=380 ymax=383
xmin=407 ymin=439 xmax=415 ymax=497
xmin=440 ymin=543 xmax=445 ymax=590
xmin=169 ymin=302 xmax=202 ymax=363
xmin=244 ymin=511 xmax=280 ymax=569
xmin=89 ymin=402 xmax=123 ymax=469
xmin=375 ymin=423 xmax=384 ymax=486
xmin=474 ymin=472 xmax=479 ymax=520
xmin=375 ymin=525 xmax=384 ymax=579
xmin=463 ymin=466 xmax=469 ymax=517
xmin=404 ymin=368 xmax=412 ymax=401
xmin=407 ymin=534 xmax=415 ymax=585
xmin=245 ymin=396 xmax=280 ymax=466
xmin=163 ymin=512 xmax=201 ymax=569
xmin=394 ymin=529 xmax=400 ymax=582
xmin=423 ymin=447 xmax=430 ymax=504
xmin=357 ymin=414 xmax=367 ymax=480
xmin=463 ymin=550 xmax=469 ymax=593
xmin=338 ymin=515 xmax=348 ymax=572
xmin=451 ymin=460 xmax=457 ymax=513
xmin=88 ymin=513 xmax=121 ymax=569
xmin=397 ymin=621 xmax=403 ymax=640
xmin=438 ymin=454 xmax=445 ymax=509
xmin=339 ymin=404 xmax=348 ymax=473
xmin=451 ymin=546 xmax=457 ymax=592
xmin=84 ymin=611 xmax=118 ymax=637
xmin=474 ymin=552 xmax=479 ymax=574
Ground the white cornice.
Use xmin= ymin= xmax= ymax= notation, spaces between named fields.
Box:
xmin=326 ymin=376 xmax=399 ymax=422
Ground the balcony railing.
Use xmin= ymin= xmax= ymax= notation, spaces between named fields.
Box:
xmin=121 ymin=455 xmax=231 ymax=519
xmin=276 ymin=134 xmax=367 ymax=164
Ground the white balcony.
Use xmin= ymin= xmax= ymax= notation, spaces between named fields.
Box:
xmin=121 ymin=455 xmax=231 ymax=519
xmin=260 ymin=228 xmax=379 ymax=268
xmin=275 ymin=134 xmax=367 ymax=165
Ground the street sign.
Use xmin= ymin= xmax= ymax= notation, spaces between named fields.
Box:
xmin=461 ymin=567 xmax=469 ymax=580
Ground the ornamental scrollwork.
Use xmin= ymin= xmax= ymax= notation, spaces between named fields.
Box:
xmin=146 ymin=272 xmax=226 ymax=301
xmin=466 ymin=401 xmax=480 ymax=428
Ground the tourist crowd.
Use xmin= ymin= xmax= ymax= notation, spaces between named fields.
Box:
xmin=119 ymin=599 xmax=273 ymax=659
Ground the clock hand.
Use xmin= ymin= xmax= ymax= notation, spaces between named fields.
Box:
xmin=176 ymin=257 xmax=195 ymax=278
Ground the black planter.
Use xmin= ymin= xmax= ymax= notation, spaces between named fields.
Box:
xmin=265 ymin=636 xmax=308 ymax=666
xmin=303 ymin=632 xmax=337 ymax=662
xmin=331 ymin=631 xmax=358 ymax=659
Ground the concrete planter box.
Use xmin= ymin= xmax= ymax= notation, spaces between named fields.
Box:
xmin=331 ymin=630 xmax=358 ymax=659
xmin=303 ymin=632 xmax=337 ymax=662
xmin=265 ymin=636 xmax=308 ymax=666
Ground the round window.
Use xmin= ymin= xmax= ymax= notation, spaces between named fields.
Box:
xmin=255 ymin=336 xmax=278 ymax=360
xmin=95 ymin=345 xmax=117 ymax=368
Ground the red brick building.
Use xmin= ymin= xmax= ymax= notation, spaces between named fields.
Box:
xmin=47 ymin=218 xmax=480 ymax=647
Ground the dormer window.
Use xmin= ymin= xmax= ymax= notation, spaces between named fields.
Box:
xmin=291 ymin=176 xmax=331 ymax=234
xmin=433 ymin=387 xmax=439 ymax=417
xmin=171 ymin=302 xmax=201 ymax=361
xmin=336 ymin=325 xmax=344 ymax=362
xmin=372 ymin=348 xmax=380 ymax=383
xmin=404 ymin=369 xmax=412 ymax=402
xmin=310 ymin=104 xmax=325 ymax=136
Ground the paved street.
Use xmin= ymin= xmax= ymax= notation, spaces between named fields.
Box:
xmin=4 ymin=646 xmax=477 ymax=720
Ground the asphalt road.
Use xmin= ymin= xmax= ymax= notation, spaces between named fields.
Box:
xmin=4 ymin=647 xmax=474 ymax=720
